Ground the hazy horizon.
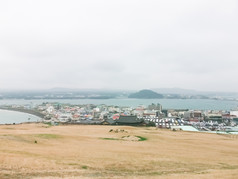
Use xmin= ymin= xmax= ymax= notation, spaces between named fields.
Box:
xmin=1 ymin=87 xmax=238 ymax=95
xmin=1 ymin=0 xmax=238 ymax=92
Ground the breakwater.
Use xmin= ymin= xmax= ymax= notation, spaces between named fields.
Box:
xmin=0 ymin=107 xmax=45 ymax=118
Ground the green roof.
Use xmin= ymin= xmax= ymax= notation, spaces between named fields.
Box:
xmin=116 ymin=115 xmax=143 ymax=124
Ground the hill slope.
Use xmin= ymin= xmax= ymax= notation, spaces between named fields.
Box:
xmin=1 ymin=124 xmax=238 ymax=178
xmin=128 ymin=89 xmax=163 ymax=99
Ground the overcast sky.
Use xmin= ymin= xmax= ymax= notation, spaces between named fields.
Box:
xmin=0 ymin=0 xmax=237 ymax=92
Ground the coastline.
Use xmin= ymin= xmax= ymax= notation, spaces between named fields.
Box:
xmin=0 ymin=107 xmax=45 ymax=119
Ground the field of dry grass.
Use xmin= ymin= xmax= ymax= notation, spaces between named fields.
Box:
xmin=0 ymin=123 xmax=238 ymax=179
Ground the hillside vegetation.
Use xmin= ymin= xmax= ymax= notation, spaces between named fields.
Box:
xmin=128 ymin=89 xmax=164 ymax=99
xmin=0 ymin=124 xmax=238 ymax=178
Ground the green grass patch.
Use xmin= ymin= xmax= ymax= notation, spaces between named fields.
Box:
xmin=34 ymin=134 xmax=61 ymax=139
xmin=147 ymin=171 xmax=163 ymax=176
xmin=220 ymin=164 xmax=238 ymax=170
xmin=101 ymin=138 xmax=120 ymax=141
xmin=68 ymin=163 xmax=79 ymax=166
xmin=43 ymin=122 xmax=53 ymax=128
xmin=136 ymin=136 xmax=147 ymax=141
xmin=3 ymin=127 xmax=15 ymax=130
xmin=82 ymin=165 xmax=88 ymax=169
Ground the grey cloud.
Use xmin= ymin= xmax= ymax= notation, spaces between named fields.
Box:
xmin=0 ymin=0 xmax=238 ymax=91
xmin=93 ymin=60 xmax=125 ymax=73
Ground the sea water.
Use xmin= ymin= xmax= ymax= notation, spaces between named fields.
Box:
xmin=0 ymin=109 xmax=41 ymax=124
xmin=0 ymin=98 xmax=237 ymax=110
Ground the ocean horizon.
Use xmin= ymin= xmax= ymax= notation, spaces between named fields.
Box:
xmin=0 ymin=98 xmax=237 ymax=111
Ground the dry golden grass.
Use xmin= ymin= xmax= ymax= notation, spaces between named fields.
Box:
xmin=0 ymin=123 xmax=238 ymax=179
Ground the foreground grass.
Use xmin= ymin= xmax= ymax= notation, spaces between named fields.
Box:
xmin=0 ymin=124 xmax=238 ymax=179
xmin=33 ymin=134 xmax=61 ymax=139
xmin=136 ymin=136 xmax=147 ymax=141
xmin=101 ymin=137 xmax=120 ymax=140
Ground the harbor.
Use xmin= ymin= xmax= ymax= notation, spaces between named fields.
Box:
xmin=1 ymin=102 xmax=238 ymax=135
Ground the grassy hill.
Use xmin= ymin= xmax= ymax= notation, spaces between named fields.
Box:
xmin=128 ymin=89 xmax=164 ymax=99
xmin=0 ymin=124 xmax=238 ymax=178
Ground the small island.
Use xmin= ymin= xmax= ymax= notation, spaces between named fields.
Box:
xmin=128 ymin=89 xmax=164 ymax=99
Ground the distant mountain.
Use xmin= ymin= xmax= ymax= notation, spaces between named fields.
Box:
xmin=152 ymin=88 xmax=198 ymax=95
xmin=128 ymin=90 xmax=163 ymax=99
xmin=1 ymin=87 xmax=238 ymax=100
xmin=152 ymin=88 xmax=238 ymax=98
